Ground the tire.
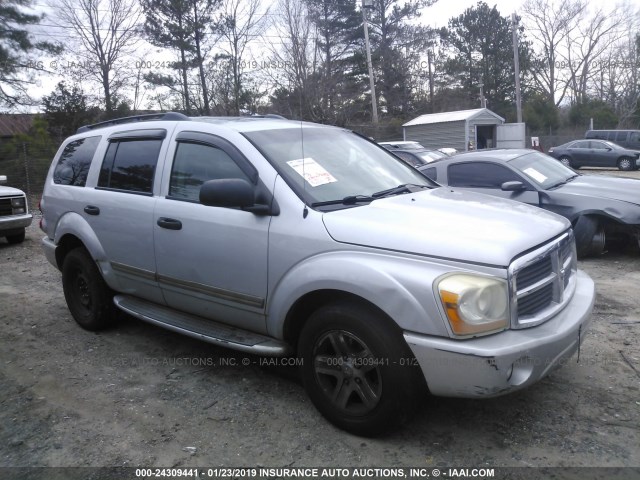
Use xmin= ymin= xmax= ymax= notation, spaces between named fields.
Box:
xmin=6 ymin=230 xmax=25 ymax=244
xmin=558 ymin=156 xmax=572 ymax=168
xmin=298 ymin=302 xmax=422 ymax=436
xmin=62 ymin=247 xmax=116 ymax=331
xmin=573 ymin=215 xmax=605 ymax=257
xmin=618 ymin=156 xmax=633 ymax=171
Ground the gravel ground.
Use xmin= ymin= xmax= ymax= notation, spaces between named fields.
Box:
xmin=1 ymin=168 xmax=639 ymax=473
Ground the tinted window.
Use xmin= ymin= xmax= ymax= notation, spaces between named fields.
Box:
xmin=421 ymin=167 xmax=437 ymax=181
xmin=394 ymin=151 xmax=424 ymax=167
xmin=169 ymin=142 xmax=250 ymax=202
xmin=630 ymin=132 xmax=640 ymax=143
xmin=98 ymin=139 xmax=162 ymax=193
xmin=53 ymin=136 xmax=100 ymax=186
xmin=607 ymin=131 xmax=617 ymax=141
xmin=615 ymin=131 xmax=628 ymax=142
xmin=448 ymin=162 xmax=521 ymax=188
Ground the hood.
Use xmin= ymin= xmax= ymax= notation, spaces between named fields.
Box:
xmin=0 ymin=185 xmax=26 ymax=197
xmin=555 ymin=175 xmax=640 ymax=205
xmin=322 ymin=188 xmax=569 ymax=267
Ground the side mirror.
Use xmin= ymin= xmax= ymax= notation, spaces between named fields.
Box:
xmin=501 ymin=181 xmax=526 ymax=192
xmin=0 ymin=175 xmax=7 ymax=185
xmin=199 ymin=178 xmax=275 ymax=215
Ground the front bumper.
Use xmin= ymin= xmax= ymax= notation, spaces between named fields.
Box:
xmin=405 ymin=269 xmax=595 ymax=398
xmin=0 ymin=213 xmax=33 ymax=234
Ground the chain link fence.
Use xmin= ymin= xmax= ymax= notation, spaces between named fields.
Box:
xmin=0 ymin=141 xmax=58 ymax=211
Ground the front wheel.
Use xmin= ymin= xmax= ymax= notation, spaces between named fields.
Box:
xmin=298 ymin=302 xmax=422 ymax=436
xmin=6 ymin=230 xmax=25 ymax=244
xmin=62 ymin=248 xmax=116 ymax=331
xmin=573 ymin=215 xmax=605 ymax=257
xmin=618 ymin=157 xmax=634 ymax=171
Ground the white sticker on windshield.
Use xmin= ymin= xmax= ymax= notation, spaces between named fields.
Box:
xmin=287 ymin=157 xmax=337 ymax=187
xmin=523 ymin=167 xmax=547 ymax=183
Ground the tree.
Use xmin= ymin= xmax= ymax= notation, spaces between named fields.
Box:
xmin=42 ymin=81 xmax=99 ymax=141
xmin=141 ymin=0 xmax=194 ymax=113
xmin=521 ymin=0 xmax=587 ymax=106
xmin=0 ymin=0 xmax=61 ymax=107
xmin=215 ymin=0 xmax=269 ymax=115
xmin=54 ymin=0 xmax=141 ymax=115
xmin=366 ymin=0 xmax=437 ymax=117
xmin=440 ymin=2 xmax=533 ymax=118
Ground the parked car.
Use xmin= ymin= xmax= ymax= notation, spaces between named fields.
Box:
xmin=41 ymin=113 xmax=594 ymax=436
xmin=389 ymin=148 xmax=447 ymax=168
xmin=438 ymin=147 xmax=458 ymax=156
xmin=585 ymin=129 xmax=640 ymax=150
xmin=547 ymin=139 xmax=640 ymax=171
xmin=0 ymin=175 xmax=32 ymax=244
xmin=419 ymin=149 xmax=640 ymax=257
xmin=378 ymin=140 xmax=425 ymax=151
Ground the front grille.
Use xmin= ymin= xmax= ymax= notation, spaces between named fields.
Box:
xmin=0 ymin=198 xmax=12 ymax=216
xmin=510 ymin=231 xmax=577 ymax=328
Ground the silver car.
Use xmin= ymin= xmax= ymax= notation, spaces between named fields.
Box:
xmin=41 ymin=113 xmax=595 ymax=436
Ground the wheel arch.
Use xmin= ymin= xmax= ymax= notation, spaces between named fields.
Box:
xmin=282 ymin=290 xmax=400 ymax=352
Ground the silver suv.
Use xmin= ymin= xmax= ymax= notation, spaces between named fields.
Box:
xmin=41 ymin=113 xmax=595 ymax=435
xmin=0 ymin=175 xmax=32 ymax=244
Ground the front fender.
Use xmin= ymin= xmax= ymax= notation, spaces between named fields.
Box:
xmin=266 ymin=250 xmax=469 ymax=339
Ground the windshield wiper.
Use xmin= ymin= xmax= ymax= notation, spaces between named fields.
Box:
xmin=310 ymin=195 xmax=375 ymax=207
xmin=371 ymin=183 xmax=430 ymax=198
xmin=548 ymin=174 xmax=579 ymax=189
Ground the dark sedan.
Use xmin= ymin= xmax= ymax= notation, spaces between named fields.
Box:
xmin=418 ymin=149 xmax=640 ymax=257
xmin=548 ymin=139 xmax=640 ymax=171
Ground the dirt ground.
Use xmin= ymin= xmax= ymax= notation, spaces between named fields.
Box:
xmin=1 ymin=168 xmax=639 ymax=472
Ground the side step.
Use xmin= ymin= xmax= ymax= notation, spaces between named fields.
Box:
xmin=113 ymin=295 xmax=291 ymax=356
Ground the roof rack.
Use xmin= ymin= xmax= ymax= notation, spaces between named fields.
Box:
xmin=76 ymin=112 xmax=189 ymax=134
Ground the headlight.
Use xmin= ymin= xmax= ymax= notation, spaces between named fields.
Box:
xmin=11 ymin=197 xmax=26 ymax=214
xmin=437 ymin=274 xmax=509 ymax=336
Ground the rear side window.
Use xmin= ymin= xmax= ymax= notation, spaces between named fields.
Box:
xmin=53 ymin=136 xmax=101 ymax=186
xmin=169 ymin=142 xmax=251 ymax=202
xmin=98 ymin=139 xmax=163 ymax=194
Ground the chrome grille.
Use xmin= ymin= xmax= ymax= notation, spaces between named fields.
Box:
xmin=509 ymin=231 xmax=577 ymax=329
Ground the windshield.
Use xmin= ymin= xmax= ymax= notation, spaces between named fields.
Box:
xmin=244 ymin=127 xmax=435 ymax=207
xmin=509 ymin=151 xmax=577 ymax=189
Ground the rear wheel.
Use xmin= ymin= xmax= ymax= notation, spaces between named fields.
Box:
xmin=559 ymin=156 xmax=572 ymax=168
xmin=298 ymin=302 xmax=422 ymax=436
xmin=6 ymin=230 xmax=25 ymax=244
xmin=618 ymin=157 xmax=634 ymax=171
xmin=62 ymin=248 xmax=116 ymax=331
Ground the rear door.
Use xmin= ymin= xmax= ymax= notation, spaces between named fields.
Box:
xmin=85 ymin=129 xmax=168 ymax=304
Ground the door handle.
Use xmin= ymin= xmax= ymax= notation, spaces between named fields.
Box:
xmin=84 ymin=205 xmax=100 ymax=215
xmin=157 ymin=217 xmax=182 ymax=230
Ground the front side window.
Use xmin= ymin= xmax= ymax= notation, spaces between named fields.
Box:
xmin=169 ymin=142 xmax=250 ymax=202
xmin=590 ymin=141 xmax=607 ymax=150
xmin=448 ymin=162 xmax=521 ymax=188
xmin=53 ymin=136 xmax=101 ymax=186
xmin=630 ymin=132 xmax=640 ymax=143
xmin=98 ymin=139 xmax=163 ymax=193
xmin=615 ymin=131 xmax=628 ymax=142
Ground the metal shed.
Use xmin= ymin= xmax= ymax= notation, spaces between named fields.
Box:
xmin=403 ymin=108 xmax=523 ymax=152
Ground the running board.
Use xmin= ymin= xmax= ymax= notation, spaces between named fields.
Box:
xmin=113 ymin=295 xmax=290 ymax=356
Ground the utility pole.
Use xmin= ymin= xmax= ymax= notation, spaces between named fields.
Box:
xmin=478 ymin=82 xmax=486 ymax=108
xmin=511 ymin=13 xmax=522 ymax=123
xmin=362 ymin=0 xmax=378 ymax=126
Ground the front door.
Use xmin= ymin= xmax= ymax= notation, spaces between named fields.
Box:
xmin=153 ymin=133 xmax=270 ymax=333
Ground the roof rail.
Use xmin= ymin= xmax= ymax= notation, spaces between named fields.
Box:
xmin=76 ymin=112 xmax=189 ymax=134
